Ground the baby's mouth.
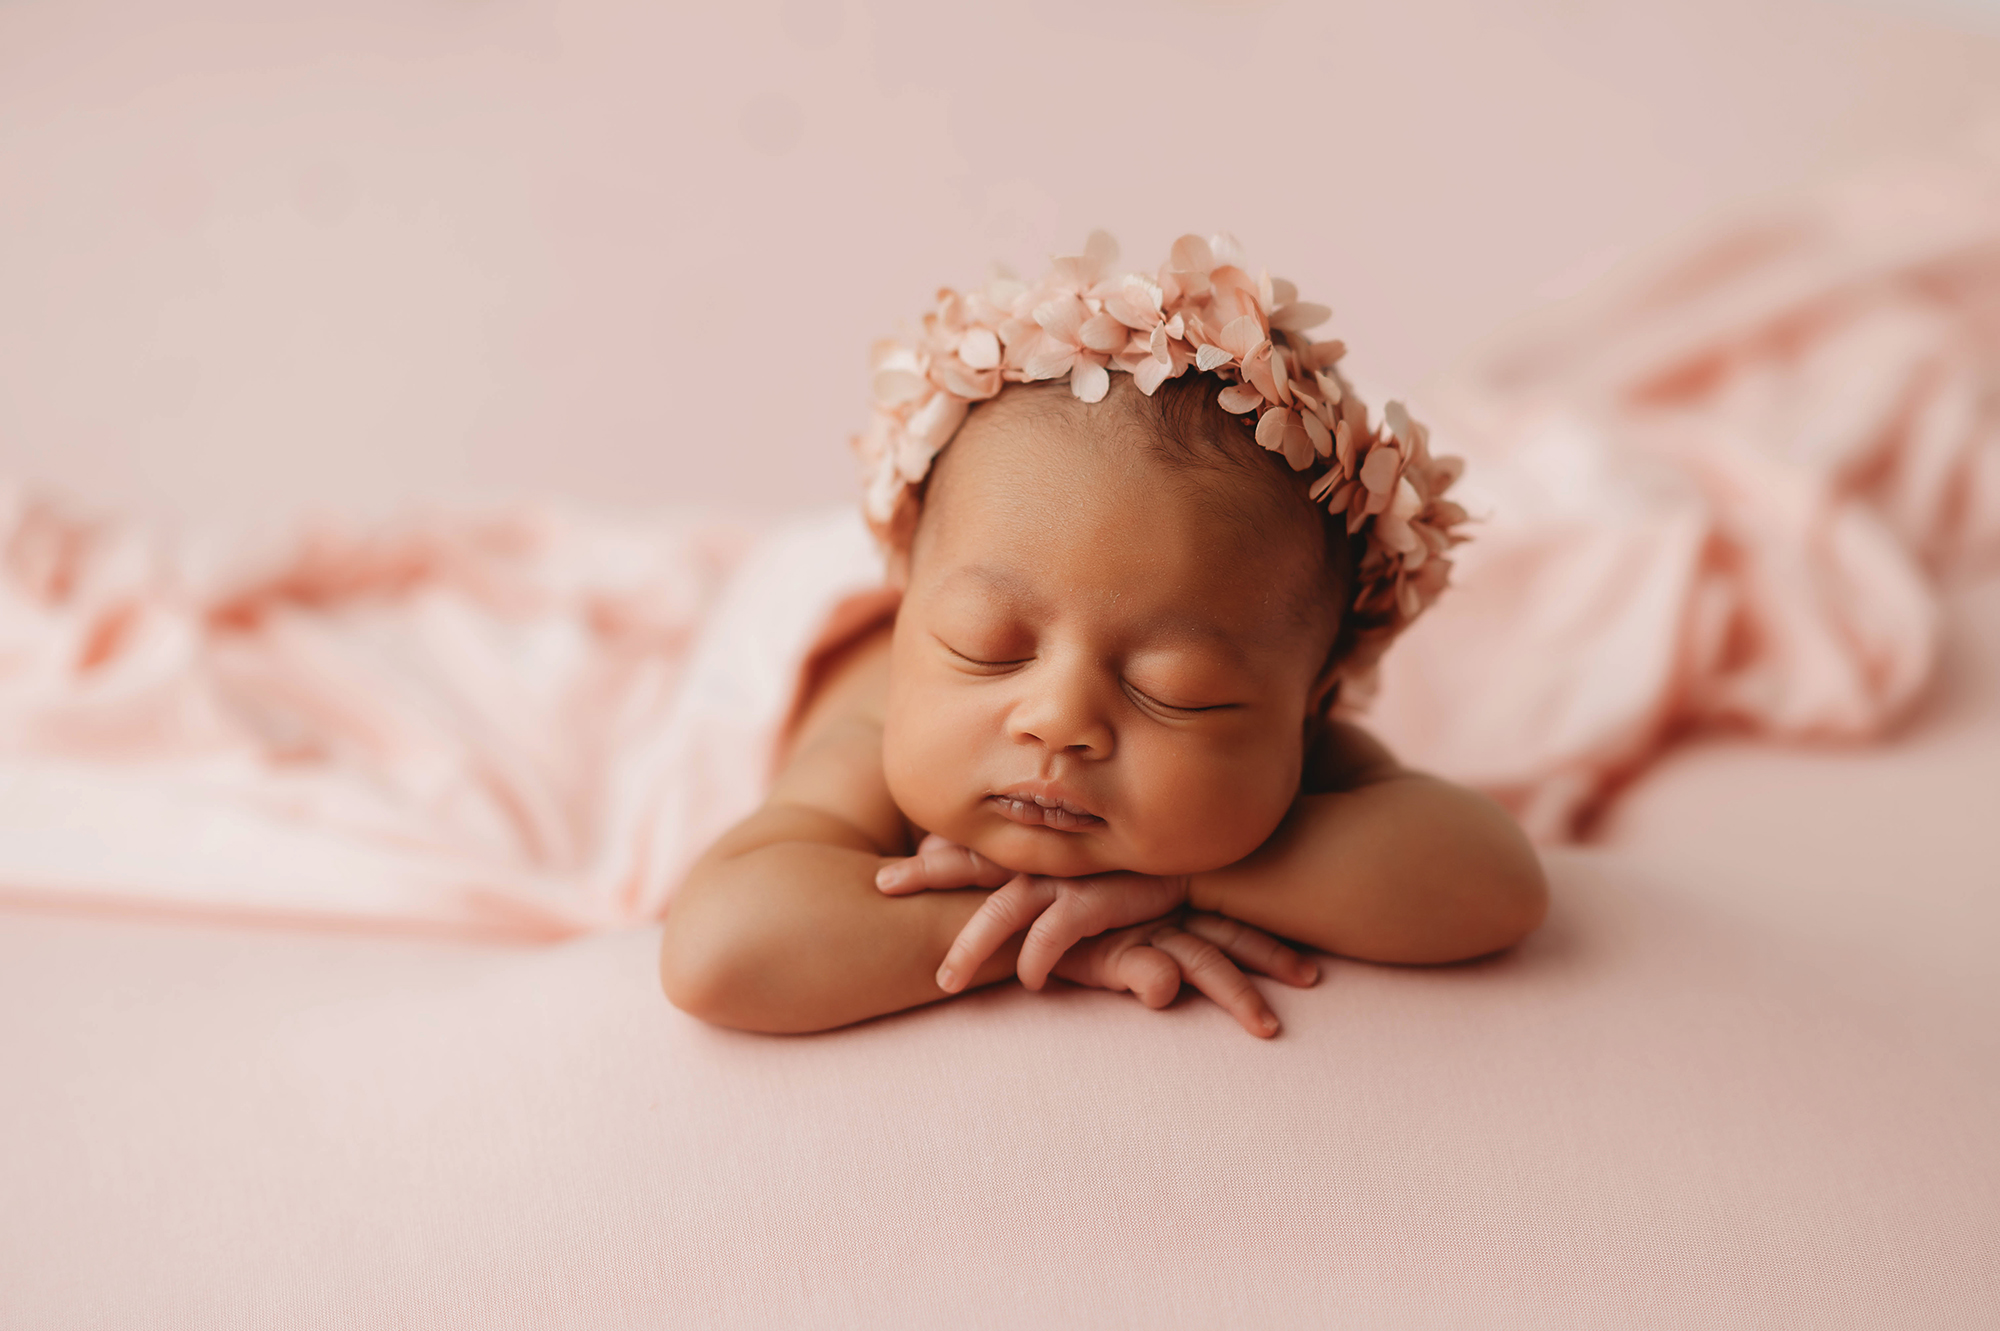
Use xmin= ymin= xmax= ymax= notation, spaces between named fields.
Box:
xmin=985 ymin=792 xmax=1105 ymax=831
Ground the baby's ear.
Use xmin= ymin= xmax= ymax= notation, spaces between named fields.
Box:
xmin=1306 ymin=639 xmax=1346 ymax=720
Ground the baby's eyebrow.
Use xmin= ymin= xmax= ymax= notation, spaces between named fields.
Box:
xmin=942 ymin=562 xmax=1038 ymax=601
xmin=1140 ymin=618 xmax=1258 ymax=666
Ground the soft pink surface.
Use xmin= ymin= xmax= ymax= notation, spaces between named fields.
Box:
xmin=1 ymin=575 xmax=1995 ymax=1328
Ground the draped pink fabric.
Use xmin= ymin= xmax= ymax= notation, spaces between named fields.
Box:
xmin=1372 ymin=145 xmax=2000 ymax=837
xmin=5 ymin=150 xmax=2000 ymax=928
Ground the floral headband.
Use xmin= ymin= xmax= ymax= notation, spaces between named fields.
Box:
xmin=854 ymin=231 xmax=1470 ymax=688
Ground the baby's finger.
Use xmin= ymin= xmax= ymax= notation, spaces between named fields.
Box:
xmin=1017 ymin=890 xmax=1117 ymax=991
xmin=876 ymin=838 xmax=1014 ymax=894
xmin=1151 ymin=928 xmax=1280 ymax=1038
xmin=1111 ymin=943 xmax=1182 ymax=1009
xmin=935 ymin=874 xmax=1057 ymax=993
xmin=1017 ymin=877 xmax=1186 ymax=990
xmin=1180 ymin=912 xmax=1319 ymax=988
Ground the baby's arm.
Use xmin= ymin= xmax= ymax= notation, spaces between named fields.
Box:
xmin=661 ymin=706 xmax=1024 ymax=1033
xmin=1187 ymin=721 xmax=1547 ymax=964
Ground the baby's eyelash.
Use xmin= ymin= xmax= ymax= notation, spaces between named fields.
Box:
xmin=1125 ymin=682 xmax=1235 ymax=715
xmin=940 ymin=641 xmax=1028 ymax=669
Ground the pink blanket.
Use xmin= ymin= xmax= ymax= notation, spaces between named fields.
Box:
xmin=1376 ymin=145 xmax=2000 ymax=836
xmin=5 ymin=150 xmax=1998 ymax=929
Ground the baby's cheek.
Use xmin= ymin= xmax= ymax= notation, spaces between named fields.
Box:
xmin=881 ymin=690 xmax=977 ymax=835
xmin=1127 ymin=737 xmax=1299 ymax=870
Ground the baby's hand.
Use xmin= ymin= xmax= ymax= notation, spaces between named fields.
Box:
xmin=876 ymin=835 xmax=1319 ymax=1036
xmin=1051 ymin=910 xmax=1319 ymax=1038
xmin=878 ymin=835 xmax=1189 ymax=991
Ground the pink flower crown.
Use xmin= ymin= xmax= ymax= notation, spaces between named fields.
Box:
xmin=854 ymin=231 xmax=1470 ymax=689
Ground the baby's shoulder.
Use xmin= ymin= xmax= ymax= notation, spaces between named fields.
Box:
xmin=766 ymin=623 xmax=909 ymax=853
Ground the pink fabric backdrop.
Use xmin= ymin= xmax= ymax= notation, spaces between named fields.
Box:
xmin=4 ymin=0 xmax=2000 ymax=530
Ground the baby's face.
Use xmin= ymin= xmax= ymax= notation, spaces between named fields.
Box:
xmin=882 ymin=393 xmax=1337 ymax=879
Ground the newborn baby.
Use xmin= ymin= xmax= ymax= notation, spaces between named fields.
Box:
xmin=662 ymin=235 xmax=1545 ymax=1037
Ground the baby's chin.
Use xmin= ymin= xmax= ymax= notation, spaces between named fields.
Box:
xmin=941 ymin=819 xmax=1101 ymax=877
xmin=958 ymin=821 xmax=1207 ymax=880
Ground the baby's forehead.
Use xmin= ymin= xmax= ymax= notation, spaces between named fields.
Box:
xmin=922 ymin=399 xmax=1336 ymax=623
xmin=921 ymin=508 xmax=1331 ymax=659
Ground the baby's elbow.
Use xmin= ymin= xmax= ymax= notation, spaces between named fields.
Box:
xmin=659 ymin=916 xmax=728 ymax=1023
xmin=1458 ymin=841 xmax=1548 ymax=959
xmin=660 ymin=909 xmax=766 ymax=1030
xmin=659 ymin=903 xmax=825 ymax=1034
xmin=1489 ymin=852 xmax=1550 ymax=951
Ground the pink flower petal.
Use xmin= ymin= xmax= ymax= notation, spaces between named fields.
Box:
xmin=1306 ymin=340 xmax=1348 ymax=370
xmin=1195 ymin=343 xmax=1233 ymax=372
xmin=1104 ymin=273 xmax=1168 ymax=327
xmin=997 ymin=317 xmax=1039 ymax=348
xmin=1302 ymin=411 xmax=1332 ymax=458
xmin=1216 ymin=384 xmax=1263 ymax=414
xmin=1034 ymin=294 xmax=1088 ymax=344
xmin=1254 ymin=406 xmax=1292 ymax=454
xmin=1022 ymin=342 xmax=1078 ymax=381
xmin=1308 ymin=469 xmax=1342 ymax=502
xmin=1283 ymin=421 xmax=1314 ymax=470
xmin=1360 ymin=445 xmax=1403 ymax=495
xmin=1269 ymin=277 xmax=1298 ymax=308
xmin=1132 ymin=356 xmax=1171 ymax=395
xmin=1217 ymin=314 xmax=1264 ymax=359
xmin=1148 ymin=324 xmax=1173 ymax=364
xmin=957 ymin=327 xmax=1001 ymax=369
xmin=1334 ymin=420 xmax=1357 ymax=474
xmin=1341 ymin=394 xmax=1369 ymax=435
xmin=1070 ymin=358 xmax=1110 ymax=403
xmin=1270 ymin=301 xmax=1333 ymax=331
xmin=1383 ymin=400 xmax=1417 ymax=448
xmin=1080 ymin=312 xmax=1128 ymax=354
xmin=936 ymin=360 xmax=1000 ymax=399
xmin=905 ymin=391 xmax=968 ymax=453
xmin=1085 ymin=229 xmax=1119 ymax=272
xmin=872 ymin=368 xmax=928 ymax=405
xmin=1377 ymin=511 xmax=1421 ymax=554
xmin=1243 ymin=345 xmax=1282 ymax=404
xmin=1169 ymin=234 xmax=1214 ymax=273
xmin=1004 ymin=327 xmax=1046 ymax=371
xmin=1049 ymin=255 xmax=1095 ymax=289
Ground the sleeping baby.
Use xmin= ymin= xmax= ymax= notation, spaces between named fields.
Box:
xmin=661 ymin=233 xmax=1546 ymax=1037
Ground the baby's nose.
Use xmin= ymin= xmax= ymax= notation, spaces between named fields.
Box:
xmin=1007 ymin=670 xmax=1115 ymax=757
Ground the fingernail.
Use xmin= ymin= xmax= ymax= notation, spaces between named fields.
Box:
xmin=1261 ymin=1014 xmax=1280 ymax=1035
xmin=936 ymin=965 xmax=958 ymax=992
xmin=875 ymin=865 xmax=900 ymax=888
xmin=1301 ymin=963 xmax=1320 ymax=985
